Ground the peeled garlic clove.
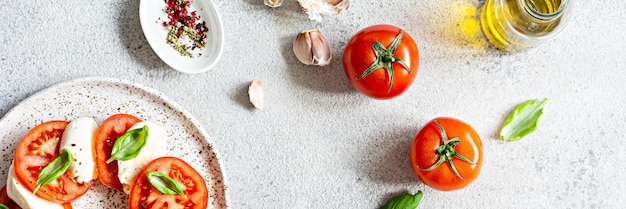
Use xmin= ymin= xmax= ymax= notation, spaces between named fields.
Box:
xmin=293 ymin=29 xmax=332 ymax=66
xmin=264 ymin=0 xmax=283 ymax=7
xmin=248 ymin=80 xmax=264 ymax=111
xmin=296 ymin=0 xmax=350 ymax=21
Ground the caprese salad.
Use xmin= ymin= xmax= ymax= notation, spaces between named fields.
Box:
xmin=0 ymin=114 xmax=208 ymax=209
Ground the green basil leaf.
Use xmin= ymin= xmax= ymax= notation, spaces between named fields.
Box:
xmin=381 ymin=191 xmax=423 ymax=209
xmin=0 ymin=203 xmax=9 ymax=209
xmin=34 ymin=148 xmax=72 ymax=193
xmin=146 ymin=171 xmax=186 ymax=196
xmin=500 ymin=98 xmax=548 ymax=142
xmin=106 ymin=125 xmax=149 ymax=164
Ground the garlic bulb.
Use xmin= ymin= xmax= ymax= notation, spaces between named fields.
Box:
xmin=296 ymin=0 xmax=350 ymax=21
xmin=248 ymin=80 xmax=264 ymax=111
xmin=293 ymin=29 xmax=332 ymax=66
xmin=264 ymin=0 xmax=283 ymax=7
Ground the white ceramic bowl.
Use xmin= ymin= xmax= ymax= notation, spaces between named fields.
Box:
xmin=139 ymin=0 xmax=224 ymax=74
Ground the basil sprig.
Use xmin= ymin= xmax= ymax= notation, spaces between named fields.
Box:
xmin=146 ymin=171 xmax=186 ymax=196
xmin=381 ymin=191 xmax=423 ymax=209
xmin=106 ymin=125 xmax=149 ymax=164
xmin=0 ymin=203 xmax=9 ymax=209
xmin=500 ymin=98 xmax=548 ymax=142
xmin=34 ymin=148 xmax=72 ymax=193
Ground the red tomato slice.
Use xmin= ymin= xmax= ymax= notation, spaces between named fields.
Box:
xmin=1 ymin=185 xmax=73 ymax=209
xmin=0 ymin=186 xmax=20 ymax=209
xmin=129 ymin=157 xmax=208 ymax=209
xmin=13 ymin=120 xmax=91 ymax=204
xmin=94 ymin=114 xmax=142 ymax=190
xmin=1 ymin=186 xmax=73 ymax=209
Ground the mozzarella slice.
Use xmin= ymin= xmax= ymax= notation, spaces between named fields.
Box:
xmin=117 ymin=121 xmax=167 ymax=193
xmin=6 ymin=162 xmax=65 ymax=209
xmin=59 ymin=117 xmax=98 ymax=183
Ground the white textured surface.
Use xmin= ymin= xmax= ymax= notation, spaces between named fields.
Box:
xmin=1 ymin=0 xmax=625 ymax=208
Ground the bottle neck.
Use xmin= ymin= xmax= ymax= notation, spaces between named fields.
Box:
xmin=520 ymin=0 xmax=568 ymax=22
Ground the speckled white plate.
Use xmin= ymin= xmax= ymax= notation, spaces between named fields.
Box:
xmin=0 ymin=77 xmax=228 ymax=208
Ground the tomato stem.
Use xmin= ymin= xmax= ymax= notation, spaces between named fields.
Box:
xmin=356 ymin=31 xmax=411 ymax=93
xmin=419 ymin=120 xmax=476 ymax=181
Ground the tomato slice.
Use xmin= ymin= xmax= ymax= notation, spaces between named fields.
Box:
xmin=94 ymin=114 xmax=142 ymax=190
xmin=13 ymin=120 xmax=91 ymax=204
xmin=1 ymin=185 xmax=73 ymax=209
xmin=129 ymin=157 xmax=208 ymax=209
xmin=0 ymin=186 xmax=20 ymax=209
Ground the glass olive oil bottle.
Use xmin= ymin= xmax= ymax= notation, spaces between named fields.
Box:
xmin=480 ymin=0 xmax=572 ymax=52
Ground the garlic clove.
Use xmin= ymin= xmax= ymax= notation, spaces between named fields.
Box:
xmin=293 ymin=29 xmax=332 ymax=66
xmin=296 ymin=0 xmax=350 ymax=21
xmin=248 ymin=80 xmax=264 ymax=111
xmin=264 ymin=0 xmax=283 ymax=8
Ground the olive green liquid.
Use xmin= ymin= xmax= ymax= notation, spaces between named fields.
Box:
xmin=481 ymin=0 xmax=566 ymax=52
xmin=526 ymin=0 xmax=561 ymax=14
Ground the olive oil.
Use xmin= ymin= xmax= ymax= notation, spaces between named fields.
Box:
xmin=480 ymin=0 xmax=570 ymax=52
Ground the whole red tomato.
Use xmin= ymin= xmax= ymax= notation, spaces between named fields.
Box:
xmin=409 ymin=117 xmax=483 ymax=191
xmin=343 ymin=24 xmax=419 ymax=100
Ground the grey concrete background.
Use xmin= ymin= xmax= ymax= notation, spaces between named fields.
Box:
xmin=1 ymin=0 xmax=625 ymax=208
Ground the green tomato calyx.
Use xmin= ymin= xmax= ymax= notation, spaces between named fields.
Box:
xmin=356 ymin=31 xmax=411 ymax=93
xmin=419 ymin=120 xmax=476 ymax=181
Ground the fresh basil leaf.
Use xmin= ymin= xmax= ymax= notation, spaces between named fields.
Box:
xmin=0 ymin=203 xmax=9 ymax=209
xmin=381 ymin=191 xmax=423 ymax=209
xmin=34 ymin=148 xmax=72 ymax=193
xmin=146 ymin=171 xmax=186 ymax=196
xmin=106 ymin=125 xmax=149 ymax=164
xmin=500 ymin=98 xmax=548 ymax=142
